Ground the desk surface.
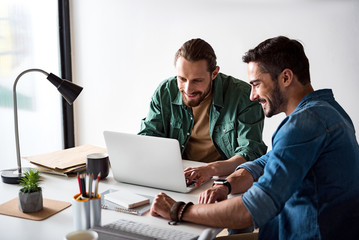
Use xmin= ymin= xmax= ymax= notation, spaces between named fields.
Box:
xmin=0 ymin=161 xmax=219 ymax=240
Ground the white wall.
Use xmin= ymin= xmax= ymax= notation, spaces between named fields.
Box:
xmin=70 ymin=0 xmax=359 ymax=149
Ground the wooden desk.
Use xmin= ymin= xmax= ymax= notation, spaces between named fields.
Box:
xmin=0 ymin=161 xmax=220 ymax=240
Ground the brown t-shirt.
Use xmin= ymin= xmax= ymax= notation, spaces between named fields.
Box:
xmin=183 ymin=91 xmax=222 ymax=163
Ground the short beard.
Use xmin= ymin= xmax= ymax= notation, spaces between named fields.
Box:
xmin=265 ymin=81 xmax=286 ymax=117
xmin=182 ymin=80 xmax=212 ymax=107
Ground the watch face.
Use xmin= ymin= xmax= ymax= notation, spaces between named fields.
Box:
xmin=214 ymin=179 xmax=226 ymax=184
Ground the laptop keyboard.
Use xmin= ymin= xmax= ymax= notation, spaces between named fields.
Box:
xmin=186 ymin=179 xmax=197 ymax=187
xmin=92 ymin=218 xmax=199 ymax=240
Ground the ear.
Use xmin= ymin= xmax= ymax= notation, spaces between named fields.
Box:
xmin=211 ymin=66 xmax=220 ymax=80
xmin=281 ymin=68 xmax=294 ymax=87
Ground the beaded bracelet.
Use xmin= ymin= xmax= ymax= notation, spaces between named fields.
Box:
xmin=179 ymin=202 xmax=193 ymax=222
xmin=168 ymin=201 xmax=194 ymax=225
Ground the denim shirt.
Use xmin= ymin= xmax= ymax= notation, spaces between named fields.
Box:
xmin=239 ymin=89 xmax=359 ymax=239
xmin=138 ymin=73 xmax=267 ymax=161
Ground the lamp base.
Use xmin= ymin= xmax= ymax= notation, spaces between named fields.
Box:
xmin=1 ymin=167 xmax=32 ymax=184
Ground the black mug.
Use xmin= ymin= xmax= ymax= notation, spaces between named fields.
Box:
xmin=86 ymin=153 xmax=109 ymax=179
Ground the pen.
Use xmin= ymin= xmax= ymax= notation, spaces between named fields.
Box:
xmin=77 ymin=172 xmax=82 ymax=196
xmin=95 ymin=172 xmax=101 ymax=197
xmin=76 ymin=194 xmax=82 ymax=201
xmin=80 ymin=173 xmax=86 ymax=198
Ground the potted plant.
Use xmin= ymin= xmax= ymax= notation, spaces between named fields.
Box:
xmin=18 ymin=169 xmax=43 ymax=213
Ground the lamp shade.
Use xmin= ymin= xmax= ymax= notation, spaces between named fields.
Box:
xmin=47 ymin=73 xmax=83 ymax=104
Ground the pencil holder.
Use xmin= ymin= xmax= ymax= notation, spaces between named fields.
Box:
xmin=90 ymin=194 xmax=102 ymax=227
xmin=72 ymin=193 xmax=101 ymax=231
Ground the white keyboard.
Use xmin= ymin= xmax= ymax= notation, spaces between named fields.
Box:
xmin=92 ymin=218 xmax=199 ymax=240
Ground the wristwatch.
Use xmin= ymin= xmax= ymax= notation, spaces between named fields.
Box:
xmin=213 ymin=179 xmax=231 ymax=195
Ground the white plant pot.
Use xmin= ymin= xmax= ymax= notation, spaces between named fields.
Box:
xmin=18 ymin=190 xmax=43 ymax=213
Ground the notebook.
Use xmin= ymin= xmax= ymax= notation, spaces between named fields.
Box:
xmin=103 ymin=131 xmax=207 ymax=193
xmin=101 ymin=189 xmax=153 ymax=216
xmin=104 ymin=190 xmax=150 ymax=209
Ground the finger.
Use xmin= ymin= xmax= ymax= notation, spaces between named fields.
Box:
xmin=198 ymin=192 xmax=205 ymax=204
xmin=186 ymin=171 xmax=198 ymax=184
xmin=184 ymin=168 xmax=196 ymax=176
xmin=190 ymin=170 xmax=197 ymax=178
xmin=184 ymin=169 xmax=195 ymax=179
xmin=150 ymin=206 xmax=158 ymax=216
xmin=184 ymin=170 xmax=192 ymax=178
xmin=207 ymin=192 xmax=216 ymax=203
xmin=198 ymin=190 xmax=210 ymax=204
xmin=150 ymin=194 xmax=161 ymax=216
xmin=158 ymin=192 xmax=167 ymax=199
xmin=203 ymin=192 xmax=212 ymax=204
xmin=196 ymin=175 xmax=206 ymax=187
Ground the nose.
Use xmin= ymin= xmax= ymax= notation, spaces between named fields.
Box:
xmin=184 ymin=81 xmax=194 ymax=94
xmin=250 ymin=86 xmax=258 ymax=102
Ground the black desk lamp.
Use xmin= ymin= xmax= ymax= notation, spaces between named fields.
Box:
xmin=1 ymin=68 xmax=83 ymax=184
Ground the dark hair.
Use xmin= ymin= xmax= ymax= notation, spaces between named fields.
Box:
xmin=174 ymin=38 xmax=217 ymax=73
xmin=242 ymin=36 xmax=310 ymax=85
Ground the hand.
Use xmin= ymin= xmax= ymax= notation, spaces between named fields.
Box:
xmin=150 ymin=192 xmax=176 ymax=220
xmin=198 ymin=185 xmax=228 ymax=204
xmin=184 ymin=165 xmax=212 ymax=187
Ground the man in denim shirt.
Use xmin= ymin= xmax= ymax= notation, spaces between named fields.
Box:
xmin=150 ymin=36 xmax=359 ymax=239
xmin=139 ymin=38 xmax=267 ymax=186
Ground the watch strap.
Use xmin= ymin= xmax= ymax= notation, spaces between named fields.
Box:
xmin=213 ymin=179 xmax=231 ymax=195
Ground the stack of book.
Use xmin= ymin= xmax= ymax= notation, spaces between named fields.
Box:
xmin=101 ymin=189 xmax=153 ymax=216
xmin=23 ymin=144 xmax=107 ymax=176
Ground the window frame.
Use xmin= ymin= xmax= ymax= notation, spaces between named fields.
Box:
xmin=58 ymin=0 xmax=75 ymax=148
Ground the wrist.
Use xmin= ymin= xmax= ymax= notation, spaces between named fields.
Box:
xmin=170 ymin=201 xmax=185 ymax=223
xmin=213 ymin=179 xmax=232 ymax=195
xmin=169 ymin=201 xmax=193 ymax=225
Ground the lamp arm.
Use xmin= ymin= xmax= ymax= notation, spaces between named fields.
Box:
xmin=13 ymin=69 xmax=49 ymax=174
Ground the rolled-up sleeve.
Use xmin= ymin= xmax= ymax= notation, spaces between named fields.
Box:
xmin=236 ymin=161 xmax=263 ymax=181
xmin=236 ymin=153 xmax=269 ymax=180
xmin=242 ymin=185 xmax=278 ymax=228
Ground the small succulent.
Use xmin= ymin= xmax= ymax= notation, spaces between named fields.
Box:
xmin=19 ymin=169 xmax=42 ymax=193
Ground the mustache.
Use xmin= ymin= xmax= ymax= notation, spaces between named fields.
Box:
xmin=182 ymin=90 xmax=201 ymax=96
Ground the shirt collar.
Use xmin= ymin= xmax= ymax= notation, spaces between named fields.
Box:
xmin=295 ymin=89 xmax=333 ymax=112
xmin=212 ymin=73 xmax=224 ymax=109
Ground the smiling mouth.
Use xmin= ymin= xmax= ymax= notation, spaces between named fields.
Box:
xmin=258 ymin=99 xmax=266 ymax=107
xmin=185 ymin=92 xmax=198 ymax=98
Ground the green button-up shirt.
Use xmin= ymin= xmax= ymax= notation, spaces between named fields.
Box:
xmin=138 ymin=73 xmax=267 ymax=162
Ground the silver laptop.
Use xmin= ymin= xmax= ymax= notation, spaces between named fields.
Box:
xmin=103 ymin=131 xmax=207 ymax=193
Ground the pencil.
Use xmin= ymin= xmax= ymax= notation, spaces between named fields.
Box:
xmin=95 ymin=172 xmax=101 ymax=197
xmin=77 ymin=172 xmax=82 ymax=196
xmin=80 ymin=173 xmax=86 ymax=198
xmin=88 ymin=173 xmax=93 ymax=199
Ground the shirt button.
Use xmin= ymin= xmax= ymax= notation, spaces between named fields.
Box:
xmin=223 ymin=129 xmax=226 ymax=132
xmin=182 ymin=145 xmax=184 ymax=148
xmin=187 ymin=132 xmax=190 ymax=135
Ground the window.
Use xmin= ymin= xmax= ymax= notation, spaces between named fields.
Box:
xmin=0 ymin=0 xmax=72 ymax=170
